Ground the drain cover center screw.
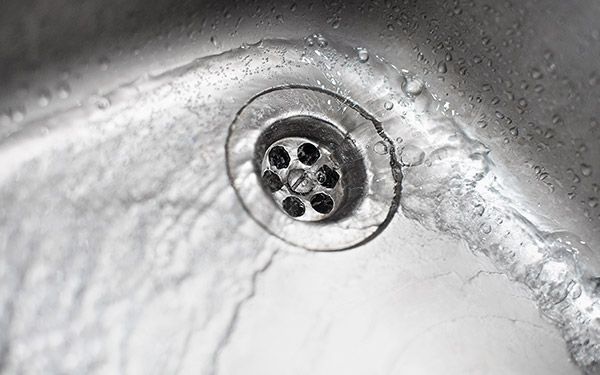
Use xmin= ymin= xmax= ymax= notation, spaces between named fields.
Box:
xmin=287 ymin=169 xmax=316 ymax=195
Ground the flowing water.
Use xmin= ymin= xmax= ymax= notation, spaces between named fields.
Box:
xmin=1 ymin=35 xmax=599 ymax=373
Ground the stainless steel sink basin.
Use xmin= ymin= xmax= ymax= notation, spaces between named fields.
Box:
xmin=1 ymin=1 xmax=599 ymax=374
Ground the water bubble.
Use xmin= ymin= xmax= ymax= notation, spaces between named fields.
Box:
xmin=305 ymin=36 xmax=315 ymax=47
xmin=480 ymin=222 xmax=492 ymax=234
xmin=399 ymin=144 xmax=425 ymax=166
xmin=357 ymin=48 xmax=369 ymax=62
xmin=92 ymin=96 xmax=111 ymax=110
xmin=373 ymin=141 xmax=388 ymax=155
xmin=401 ymin=76 xmax=424 ymax=97
xmin=384 ymin=101 xmax=394 ymax=110
xmin=395 ymin=136 xmax=403 ymax=144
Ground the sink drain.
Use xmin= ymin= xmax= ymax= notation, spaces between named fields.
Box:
xmin=260 ymin=127 xmax=349 ymax=221
xmin=226 ymin=86 xmax=401 ymax=250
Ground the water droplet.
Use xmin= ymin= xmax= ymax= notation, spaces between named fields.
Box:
xmin=589 ymin=72 xmax=599 ymax=87
xmin=530 ymin=68 xmax=543 ymax=79
xmin=518 ymin=98 xmax=528 ymax=107
xmin=588 ymin=197 xmax=599 ymax=208
xmin=510 ymin=127 xmax=519 ymax=136
xmin=534 ymin=84 xmax=545 ymax=93
xmin=210 ymin=36 xmax=219 ymax=47
xmin=437 ymin=61 xmax=447 ymax=73
xmin=99 ymin=56 xmax=110 ymax=71
xmin=481 ymin=36 xmax=491 ymax=45
xmin=373 ymin=141 xmax=388 ymax=155
xmin=445 ymin=52 xmax=453 ymax=62
xmin=305 ymin=36 xmax=315 ymax=47
xmin=581 ymin=164 xmax=593 ymax=177
xmin=384 ymin=101 xmax=394 ymax=110
xmin=357 ymin=48 xmax=369 ymax=62
xmin=475 ymin=204 xmax=485 ymax=216
xmin=402 ymin=76 xmax=424 ymax=97
xmin=9 ymin=108 xmax=25 ymax=123
xmin=552 ymin=113 xmax=563 ymax=125
xmin=37 ymin=89 xmax=51 ymax=107
xmin=317 ymin=36 xmax=328 ymax=48
xmin=57 ymin=82 xmax=71 ymax=99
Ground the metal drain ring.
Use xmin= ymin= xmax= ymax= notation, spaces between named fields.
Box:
xmin=226 ymin=85 xmax=402 ymax=251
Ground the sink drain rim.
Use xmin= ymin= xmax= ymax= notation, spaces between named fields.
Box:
xmin=226 ymin=85 xmax=402 ymax=251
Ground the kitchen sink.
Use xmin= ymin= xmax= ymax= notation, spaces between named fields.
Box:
xmin=1 ymin=0 xmax=599 ymax=374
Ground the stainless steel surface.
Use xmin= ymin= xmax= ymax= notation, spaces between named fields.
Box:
xmin=1 ymin=1 xmax=599 ymax=374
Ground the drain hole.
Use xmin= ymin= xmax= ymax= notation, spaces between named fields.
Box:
xmin=297 ymin=143 xmax=320 ymax=166
xmin=262 ymin=170 xmax=283 ymax=192
xmin=316 ymin=165 xmax=339 ymax=189
xmin=269 ymin=146 xmax=290 ymax=169
xmin=282 ymin=196 xmax=305 ymax=217
xmin=310 ymin=193 xmax=334 ymax=214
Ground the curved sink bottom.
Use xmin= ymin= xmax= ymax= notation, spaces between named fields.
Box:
xmin=0 ymin=37 xmax=596 ymax=374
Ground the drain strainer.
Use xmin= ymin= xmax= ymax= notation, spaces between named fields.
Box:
xmin=226 ymin=86 xmax=401 ymax=250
